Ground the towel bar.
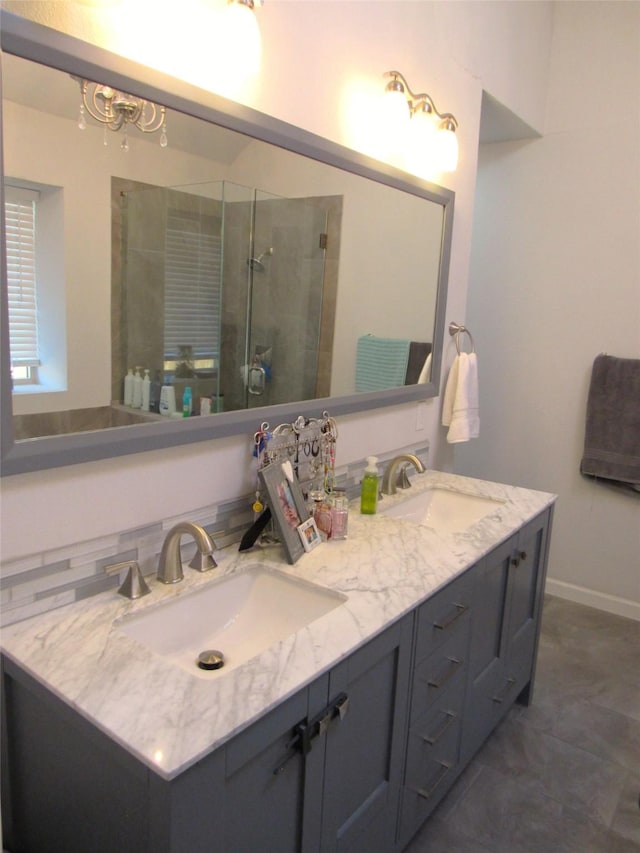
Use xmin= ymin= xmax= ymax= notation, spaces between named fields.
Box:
xmin=448 ymin=322 xmax=475 ymax=354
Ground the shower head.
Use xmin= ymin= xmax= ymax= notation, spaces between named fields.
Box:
xmin=247 ymin=247 xmax=273 ymax=272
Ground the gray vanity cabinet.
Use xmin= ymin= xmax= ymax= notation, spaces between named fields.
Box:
xmin=1 ymin=614 xmax=413 ymax=853
xmin=460 ymin=508 xmax=552 ymax=764
xmin=1 ymin=508 xmax=553 ymax=853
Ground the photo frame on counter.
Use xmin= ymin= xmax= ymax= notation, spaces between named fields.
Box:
xmin=298 ymin=517 xmax=322 ymax=553
xmin=258 ymin=460 xmax=311 ymax=564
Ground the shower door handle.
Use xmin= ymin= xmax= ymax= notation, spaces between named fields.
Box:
xmin=248 ymin=365 xmax=266 ymax=395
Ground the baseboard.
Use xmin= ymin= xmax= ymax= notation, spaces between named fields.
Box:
xmin=545 ymin=578 xmax=640 ymax=622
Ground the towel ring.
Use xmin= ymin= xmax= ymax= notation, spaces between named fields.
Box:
xmin=449 ymin=322 xmax=475 ymax=354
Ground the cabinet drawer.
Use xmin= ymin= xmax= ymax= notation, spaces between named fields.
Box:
xmin=406 ymin=701 xmax=462 ymax=791
xmin=411 ymin=620 xmax=469 ymax=723
xmin=415 ymin=571 xmax=473 ymax=662
xmin=401 ymin=693 xmax=463 ymax=834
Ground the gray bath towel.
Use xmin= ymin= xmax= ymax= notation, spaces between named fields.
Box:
xmin=405 ymin=341 xmax=432 ymax=384
xmin=580 ymin=354 xmax=640 ymax=492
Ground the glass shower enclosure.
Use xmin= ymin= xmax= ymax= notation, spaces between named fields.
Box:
xmin=117 ymin=179 xmax=328 ymax=415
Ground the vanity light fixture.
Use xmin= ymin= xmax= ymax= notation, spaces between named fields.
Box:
xmin=383 ymin=70 xmax=459 ymax=172
xmin=75 ymin=78 xmax=168 ymax=151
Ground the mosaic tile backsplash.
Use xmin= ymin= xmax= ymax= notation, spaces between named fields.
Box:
xmin=0 ymin=443 xmax=428 ymax=626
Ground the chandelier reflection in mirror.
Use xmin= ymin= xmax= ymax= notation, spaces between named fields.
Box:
xmin=383 ymin=70 xmax=459 ymax=173
xmin=75 ymin=78 xmax=168 ymax=151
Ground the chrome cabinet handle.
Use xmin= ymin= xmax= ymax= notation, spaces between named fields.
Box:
xmin=433 ymin=603 xmax=468 ymax=631
xmin=427 ymin=657 xmax=463 ymax=690
xmin=272 ymin=691 xmax=349 ymax=776
xmin=492 ymin=676 xmax=516 ymax=704
xmin=414 ymin=761 xmax=452 ymax=800
xmin=420 ymin=711 xmax=456 ymax=746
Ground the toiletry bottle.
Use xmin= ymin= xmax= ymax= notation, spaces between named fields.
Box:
xmin=182 ymin=386 xmax=192 ymax=418
xmin=360 ymin=456 xmax=379 ymax=515
xmin=160 ymin=385 xmax=176 ymax=416
xmin=124 ymin=368 xmax=134 ymax=406
xmin=141 ymin=369 xmax=151 ymax=411
xmin=149 ymin=370 xmax=161 ymax=413
xmin=331 ymin=490 xmax=349 ymax=539
xmin=314 ymin=499 xmax=333 ymax=539
xmin=132 ymin=367 xmax=143 ymax=408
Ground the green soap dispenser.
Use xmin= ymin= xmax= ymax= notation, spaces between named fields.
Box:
xmin=360 ymin=456 xmax=380 ymax=515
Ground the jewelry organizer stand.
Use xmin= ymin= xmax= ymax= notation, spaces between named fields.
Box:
xmin=253 ymin=412 xmax=338 ymax=501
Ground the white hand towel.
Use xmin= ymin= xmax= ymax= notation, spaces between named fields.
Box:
xmin=417 ymin=352 xmax=432 ymax=384
xmin=442 ymin=353 xmax=479 ymax=443
xmin=441 ymin=355 xmax=459 ymax=426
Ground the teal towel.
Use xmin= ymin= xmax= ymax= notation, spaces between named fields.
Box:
xmin=355 ymin=336 xmax=411 ymax=392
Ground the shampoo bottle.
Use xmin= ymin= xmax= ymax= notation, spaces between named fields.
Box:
xmin=150 ymin=370 xmax=161 ymax=413
xmin=124 ymin=368 xmax=134 ymax=406
xmin=159 ymin=385 xmax=176 ymax=416
xmin=182 ymin=386 xmax=192 ymax=418
xmin=360 ymin=456 xmax=379 ymax=515
xmin=132 ymin=367 xmax=143 ymax=409
xmin=141 ymin=369 xmax=151 ymax=411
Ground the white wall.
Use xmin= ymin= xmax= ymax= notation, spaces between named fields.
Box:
xmin=1 ymin=2 xmax=555 ymax=565
xmin=458 ymin=1 xmax=640 ymax=618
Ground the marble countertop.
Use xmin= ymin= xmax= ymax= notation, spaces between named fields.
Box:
xmin=0 ymin=471 xmax=555 ymax=781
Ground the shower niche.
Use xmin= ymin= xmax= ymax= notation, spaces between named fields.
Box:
xmin=113 ymin=178 xmax=340 ymax=416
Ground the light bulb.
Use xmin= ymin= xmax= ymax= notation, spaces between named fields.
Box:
xmin=406 ymin=106 xmax=437 ymax=177
xmin=435 ymin=122 xmax=459 ymax=172
xmin=221 ymin=0 xmax=262 ymax=79
xmin=374 ymin=81 xmax=410 ymax=162
xmin=381 ymin=85 xmax=410 ymax=128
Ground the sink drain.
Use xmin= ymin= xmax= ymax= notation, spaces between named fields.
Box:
xmin=197 ymin=649 xmax=225 ymax=671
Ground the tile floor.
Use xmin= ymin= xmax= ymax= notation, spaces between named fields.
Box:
xmin=405 ymin=595 xmax=640 ymax=853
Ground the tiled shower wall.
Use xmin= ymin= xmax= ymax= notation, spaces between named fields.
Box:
xmin=113 ymin=179 xmax=342 ymax=415
xmin=0 ymin=442 xmax=428 ymax=626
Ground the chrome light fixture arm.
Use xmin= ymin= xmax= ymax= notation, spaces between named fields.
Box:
xmin=383 ymin=69 xmax=459 ymax=172
xmin=384 ymin=70 xmax=458 ymax=130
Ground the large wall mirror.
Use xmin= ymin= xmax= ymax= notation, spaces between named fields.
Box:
xmin=0 ymin=12 xmax=454 ymax=476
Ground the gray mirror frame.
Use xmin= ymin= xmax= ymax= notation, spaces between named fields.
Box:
xmin=0 ymin=11 xmax=454 ymax=476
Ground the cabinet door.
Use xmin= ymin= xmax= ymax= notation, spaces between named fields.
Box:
xmin=503 ymin=510 xmax=551 ymax=701
xmin=460 ymin=533 xmax=516 ymax=762
xmin=222 ymin=675 xmax=329 ymax=853
xmin=319 ymin=615 xmax=413 ymax=853
xmin=1 ymin=661 xmax=150 ymax=853
xmin=461 ymin=509 xmax=552 ymax=762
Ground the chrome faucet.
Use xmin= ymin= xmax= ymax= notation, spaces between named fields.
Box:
xmin=381 ymin=454 xmax=426 ymax=496
xmin=157 ymin=522 xmax=218 ymax=584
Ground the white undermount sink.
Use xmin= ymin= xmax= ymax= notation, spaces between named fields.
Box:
xmin=116 ymin=565 xmax=346 ymax=678
xmin=381 ymin=486 xmax=505 ymax=534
